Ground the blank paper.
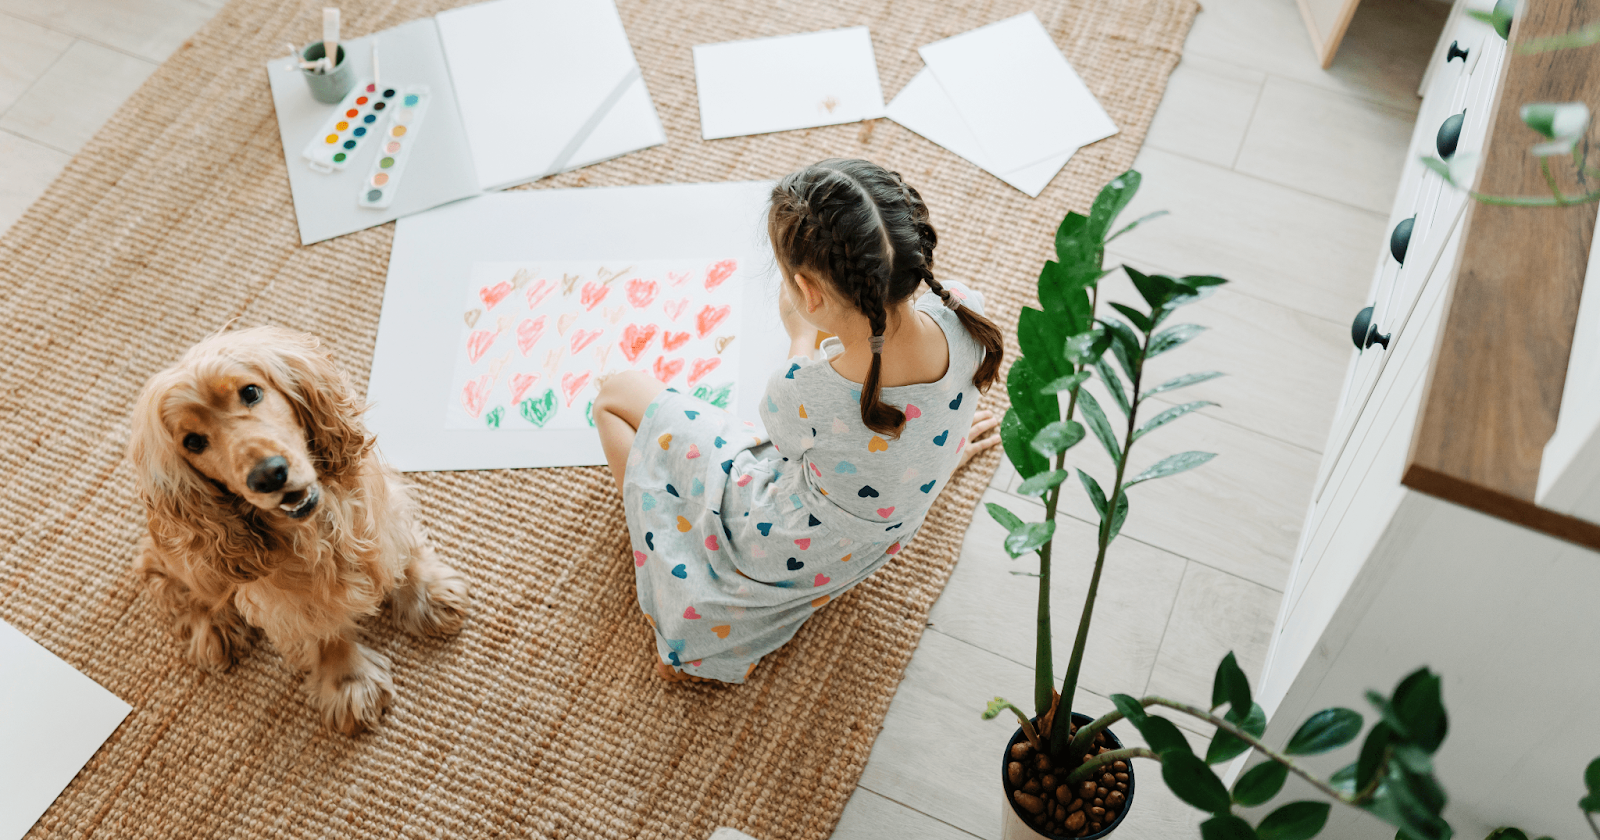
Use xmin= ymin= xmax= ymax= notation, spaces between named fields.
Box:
xmin=917 ymin=12 xmax=1116 ymax=173
xmin=886 ymin=68 xmax=1072 ymax=198
xmin=0 ymin=620 xmax=131 ymax=840
xmin=693 ymin=27 xmax=885 ymax=140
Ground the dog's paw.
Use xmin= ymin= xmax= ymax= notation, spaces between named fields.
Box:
xmin=394 ymin=570 xmax=473 ymax=638
xmin=177 ymin=610 xmax=253 ymax=674
xmin=311 ymin=644 xmax=393 ymax=736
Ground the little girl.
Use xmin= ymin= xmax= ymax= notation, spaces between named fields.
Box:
xmin=593 ymin=159 xmax=1004 ymax=683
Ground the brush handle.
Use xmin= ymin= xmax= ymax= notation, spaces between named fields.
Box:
xmin=322 ymin=8 xmax=340 ymax=72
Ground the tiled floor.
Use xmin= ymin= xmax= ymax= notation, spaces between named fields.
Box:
xmin=0 ymin=0 xmax=1448 ymax=837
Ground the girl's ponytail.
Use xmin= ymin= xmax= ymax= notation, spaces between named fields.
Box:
xmin=856 ymin=268 xmax=907 ymax=437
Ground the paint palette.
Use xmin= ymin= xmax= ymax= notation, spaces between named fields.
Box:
xmin=358 ymin=86 xmax=430 ymax=210
xmin=302 ymin=80 xmax=399 ymax=172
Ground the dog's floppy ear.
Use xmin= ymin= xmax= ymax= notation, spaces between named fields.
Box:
xmin=259 ymin=330 xmax=372 ymax=481
xmin=127 ymin=369 xmax=274 ymax=584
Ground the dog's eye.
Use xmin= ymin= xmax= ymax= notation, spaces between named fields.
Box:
xmin=240 ymin=384 xmax=263 ymax=406
xmin=183 ymin=433 xmax=208 ymax=454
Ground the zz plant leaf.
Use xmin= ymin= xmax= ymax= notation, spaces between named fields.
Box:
xmin=1163 ymin=750 xmax=1234 ymax=814
xmin=1016 ymin=469 xmax=1070 ymax=497
xmin=1127 ymin=451 xmax=1217 ymax=488
xmin=1202 ymin=815 xmax=1260 ymax=840
xmin=1256 ymin=801 xmax=1331 ymax=840
xmin=1150 ymin=323 xmax=1207 ymax=357
xmin=1136 ymin=400 xmax=1216 ymax=440
xmin=1076 ymin=389 xmax=1121 ymax=462
xmin=1206 ymin=702 xmax=1267 ymax=765
xmin=1232 ymin=761 xmax=1290 ymax=807
xmin=1285 ymin=708 xmax=1364 ymax=756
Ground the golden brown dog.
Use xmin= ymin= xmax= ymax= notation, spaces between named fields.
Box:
xmin=127 ymin=325 xmax=470 ymax=734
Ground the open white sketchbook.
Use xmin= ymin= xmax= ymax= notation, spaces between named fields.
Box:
xmin=0 ymin=620 xmax=130 ymax=840
xmin=365 ymin=181 xmax=789 ymax=472
xmin=693 ymin=27 xmax=885 ymax=140
xmin=266 ymin=0 xmax=664 ymax=244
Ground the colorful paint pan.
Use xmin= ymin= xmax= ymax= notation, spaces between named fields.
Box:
xmin=302 ymin=80 xmax=398 ymax=173
xmin=358 ymin=85 xmax=429 ymax=210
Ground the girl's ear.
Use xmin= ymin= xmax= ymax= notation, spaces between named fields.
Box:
xmin=792 ymin=271 xmax=825 ymax=313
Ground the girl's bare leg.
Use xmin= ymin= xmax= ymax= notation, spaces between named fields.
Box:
xmin=593 ymin=371 xmax=667 ymax=494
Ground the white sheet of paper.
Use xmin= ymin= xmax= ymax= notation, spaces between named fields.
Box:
xmin=366 ymin=182 xmax=788 ymax=472
xmin=692 ymin=26 xmax=885 ymax=140
xmin=265 ymin=19 xmax=483 ymax=245
xmin=917 ymin=12 xmax=1116 ymax=173
xmin=886 ymin=68 xmax=1072 ymax=197
xmin=436 ymin=0 xmax=665 ymax=191
xmin=0 ymin=620 xmax=131 ymax=840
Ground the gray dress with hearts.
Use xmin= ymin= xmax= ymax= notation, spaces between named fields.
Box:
xmin=622 ymin=283 xmax=985 ymax=683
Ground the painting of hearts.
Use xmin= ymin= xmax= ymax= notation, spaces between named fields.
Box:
xmin=446 ymin=259 xmax=748 ymax=434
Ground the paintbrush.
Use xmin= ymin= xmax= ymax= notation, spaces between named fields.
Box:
xmin=322 ymin=8 xmax=340 ymax=73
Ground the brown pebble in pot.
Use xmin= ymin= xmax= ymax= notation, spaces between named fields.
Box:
xmin=1115 ymin=782 xmax=1128 ymax=792
xmin=1079 ymin=781 xmax=1097 ymax=800
xmin=1036 ymin=754 xmax=1054 ymax=773
xmin=1115 ymin=772 xmax=1129 ymax=783
xmin=1015 ymin=791 xmax=1046 ymax=814
xmin=1055 ymin=785 xmax=1072 ymax=803
xmin=1068 ymin=797 xmax=1084 ymax=813
xmin=1096 ymin=786 xmax=1108 ymax=799
xmin=1065 ymin=811 xmax=1086 ymax=832
xmin=1113 ymin=760 xmax=1127 ymax=771
xmin=1053 ymin=804 xmax=1066 ymax=821
xmin=1089 ymin=806 xmax=1106 ymax=821
xmin=1042 ymin=774 xmax=1057 ymax=790
xmin=1093 ymin=797 xmax=1103 ymax=807
xmin=1023 ymin=779 xmax=1041 ymax=794
xmin=1106 ymin=790 xmax=1126 ymax=808
xmin=1007 ymin=761 xmax=1023 ymax=786
xmin=1101 ymin=773 xmax=1116 ymax=787
xmin=1012 ymin=742 xmax=1033 ymax=760
xmin=1089 ymin=822 xmax=1103 ymax=833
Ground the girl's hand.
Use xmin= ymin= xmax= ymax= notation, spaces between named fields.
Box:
xmin=956 ymin=410 xmax=1001 ymax=472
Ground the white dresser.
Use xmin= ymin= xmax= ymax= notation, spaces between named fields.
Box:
xmin=1239 ymin=2 xmax=1600 ymax=838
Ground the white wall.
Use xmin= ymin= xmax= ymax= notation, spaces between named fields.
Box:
xmin=1537 ymin=211 xmax=1600 ymax=522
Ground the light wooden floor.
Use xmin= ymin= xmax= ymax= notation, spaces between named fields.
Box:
xmin=0 ymin=0 xmax=1448 ymax=837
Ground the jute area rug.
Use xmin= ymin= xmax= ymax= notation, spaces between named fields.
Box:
xmin=0 ymin=0 xmax=1194 ymax=837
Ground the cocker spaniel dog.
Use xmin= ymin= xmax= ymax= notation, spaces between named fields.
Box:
xmin=127 ymin=326 xmax=470 ymax=734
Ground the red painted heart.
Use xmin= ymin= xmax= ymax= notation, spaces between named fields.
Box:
xmin=516 ymin=316 xmax=546 ymax=355
xmin=662 ymin=330 xmax=689 ymax=351
xmin=509 ymin=372 xmax=539 ymax=404
xmin=569 ymin=328 xmax=603 ymax=355
xmin=687 ymin=356 xmax=721 ymax=386
xmin=652 ymin=355 xmax=684 ymax=384
xmin=561 ymin=371 xmax=591 ymax=406
xmin=479 ymin=281 xmax=513 ymax=310
xmin=695 ymin=304 xmax=731 ymax=338
xmin=619 ymin=323 xmax=658 ymax=363
xmin=663 ymin=298 xmax=689 ymax=321
xmin=580 ymin=282 xmax=609 ymax=310
xmin=704 ymin=259 xmax=737 ymax=290
xmin=466 ymin=329 xmax=499 ymax=363
xmin=626 ymin=277 xmax=659 ymax=308
xmin=525 ymin=278 xmax=555 ymax=309
xmin=460 ymin=374 xmax=493 ymax=418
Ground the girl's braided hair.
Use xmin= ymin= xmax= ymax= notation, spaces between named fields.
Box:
xmin=768 ymin=159 xmax=1003 ymax=437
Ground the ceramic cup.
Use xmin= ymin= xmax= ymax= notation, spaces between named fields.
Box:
xmin=300 ymin=42 xmax=354 ymax=104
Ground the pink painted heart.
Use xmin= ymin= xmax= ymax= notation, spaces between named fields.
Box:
xmin=904 ymin=403 xmax=922 ymax=419
xmin=569 ymin=328 xmax=603 ymax=355
xmin=877 ymin=506 xmax=895 ymax=519
xmin=516 ymin=316 xmax=546 ymax=355
xmin=736 ymin=474 xmax=752 ymax=487
xmin=683 ymin=606 xmax=702 ymax=620
xmin=652 ymin=355 xmax=684 ymax=383
xmin=626 ymin=277 xmax=659 ymax=308
xmin=887 ymin=541 xmax=902 ymax=555
xmin=813 ymin=573 xmax=830 ymax=587
xmin=704 ymin=258 xmax=737 ymax=290
xmin=663 ymin=298 xmax=690 ymax=321
xmin=525 ymin=278 xmax=555 ymax=309
xmin=667 ymin=271 xmax=689 ymax=287
xmin=794 ymin=538 xmax=810 ymax=550
xmin=466 ymin=329 xmax=499 ymax=363
xmin=561 ymin=371 xmax=591 ymax=406
xmin=509 ymin=372 xmax=539 ymax=404
xmin=695 ymin=304 xmax=731 ymax=338
xmin=460 ymin=374 xmax=493 ymax=418
xmin=580 ymin=281 xmax=609 ymax=310
xmin=619 ymin=323 xmax=658 ymax=363
xmin=703 ymin=535 xmax=718 ymax=550
xmin=479 ymin=280 xmax=513 ymax=310
xmin=662 ymin=330 xmax=689 ymax=351
xmin=687 ymin=357 xmax=721 ymax=386
xmin=633 ymin=550 xmax=648 ymax=567
xmin=686 ymin=444 xmax=701 ymax=459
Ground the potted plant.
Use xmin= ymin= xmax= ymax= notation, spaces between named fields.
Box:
xmin=981 ymin=169 xmax=1227 ymax=838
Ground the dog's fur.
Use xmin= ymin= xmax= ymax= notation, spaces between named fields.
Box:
xmin=127 ymin=326 xmax=470 ymax=734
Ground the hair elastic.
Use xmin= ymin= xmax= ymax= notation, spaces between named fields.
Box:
xmin=868 ymin=335 xmax=885 ymax=354
xmin=945 ymin=293 xmax=963 ymax=312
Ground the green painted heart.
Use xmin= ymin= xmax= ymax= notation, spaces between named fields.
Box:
xmin=519 ymin=388 xmax=558 ymax=427
xmin=692 ymin=381 xmax=733 ymax=409
xmin=485 ymin=406 xmax=505 ymax=428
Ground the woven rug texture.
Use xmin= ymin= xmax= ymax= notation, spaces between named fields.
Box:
xmin=0 ymin=0 xmax=1195 ymax=837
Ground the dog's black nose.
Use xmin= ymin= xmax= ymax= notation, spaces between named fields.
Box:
xmin=247 ymin=456 xmax=289 ymax=493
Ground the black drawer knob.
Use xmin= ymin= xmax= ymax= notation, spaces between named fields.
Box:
xmin=1437 ymin=111 xmax=1464 ymax=159
xmin=1351 ymin=306 xmax=1392 ymax=351
xmin=1447 ymin=40 xmax=1469 ymax=63
xmin=1390 ymin=216 xmax=1415 ymax=265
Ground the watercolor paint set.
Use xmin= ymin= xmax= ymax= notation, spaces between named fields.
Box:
xmin=301 ymin=80 xmax=399 ymax=172
xmin=358 ymin=86 xmax=429 ymax=209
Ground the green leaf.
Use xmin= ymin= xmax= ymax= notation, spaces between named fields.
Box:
xmin=1363 ymin=759 xmax=1450 ymax=840
xmin=1330 ymin=762 xmax=1358 ymax=797
xmin=1040 ymin=371 xmax=1091 ymax=394
xmin=982 ymin=696 xmax=1020 ymax=721
xmin=1136 ymin=400 xmax=1216 ymax=440
xmin=1000 ymin=408 xmax=1050 ymax=480
xmin=1212 ymin=651 xmax=1252 ymax=713
xmin=1095 ymin=358 xmax=1131 ymax=416
xmin=1420 ymin=156 xmax=1454 ymax=184
xmin=1124 ymin=265 xmax=1175 ymax=310
xmin=1016 ymin=469 xmax=1070 ymax=497
xmin=1079 ymin=469 xmax=1108 ymax=519
xmin=1390 ymin=668 xmax=1447 ymax=753
xmin=1206 ymin=702 xmax=1266 ymax=764
xmin=1202 ymin=815 xmax=1259 ymax=840
xmin=1005 ymin=521 xmax=1056 ymax=558
xmin=1031 ymin=421 xmax=1086 ymax=458
xmin=1355 ymin=722 xmax=1395 ymax=791
xmin=1285 ymin=708 xmax=1364 ymax=756
xmin=1106 ymin=209 xmax=1169 ymax=244
xmin=1584 ymin=756 xmax=1600 ymax=794
xmin=1150 ymin=323 xmax=1207 ymax=356
xmin=1580 ymin=793 xmax=1600 ymax=812
xmin=1006 ymin=357 xmax=1059 ymax=435
xmin=1232 ymin=761 xmax=1289 ymax=807
xmin=1109 ymin=302 xmax=1153 ymax=333
xmin=1100 ymin=317 xmax=1142 ymax=383
xmin=1127 ymin=451 xmax=1218 ymax=488
xmin=1055 ymin=210 xmax=1095 ymax=266
xmin=985 ymin=502 xmax=1024 ymax=532
xmin=1064 ymin=325 xmax=1110 ymax=365
xmin=1484 ymin=830 xmax=1530 ymax=840
xmin=1037 ymin=260 xmax=1095 ymax=334
xmin=1111 ymin=693 xmax=1149 ymax=725
xmin=1162 ymin=749 xmax=1233 ymax=814
xmin=1108 ymin=490 xmax=1129 ymax=541
xmin=1140 ymin=715 xmax=1194 ymax=756
xmin=1520 ymin=102 xmax=1590 ymax=156
xmin=1018 ymin=307 xmax=1071 ymax=383
xmin=1392 ymin=743 xmax=1433 ymax=775
xmin=1169 ymin=275 xmax=1228 ymax=307
xmin=1077 ymin=389 xmax=1122 ymax=463
xmin=1143 ymin=371 xmax=1224 ymax=402
xmin=1088 ymin=170 xmax=1142 ymax=243
xmin=1256 ymin=801 xmax=1330 ymax=840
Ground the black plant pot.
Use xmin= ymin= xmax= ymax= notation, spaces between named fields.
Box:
xmin=1000 ymin=712 xmax=1136 ymax=839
